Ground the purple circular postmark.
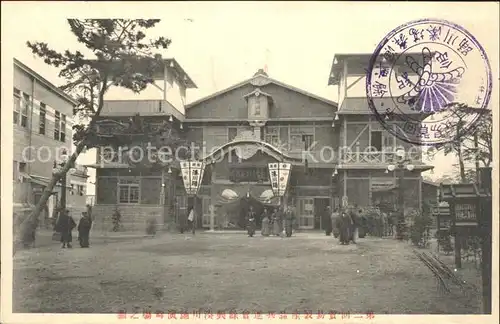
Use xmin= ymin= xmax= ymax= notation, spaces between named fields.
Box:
xmin=366 ymin=19 xmax=493 ymax=147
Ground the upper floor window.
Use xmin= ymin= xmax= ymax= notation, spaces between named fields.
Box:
xmin=54 ymin=111 xmax=60 ymax=140
xmin=371 ymin=131 xmax=382 ymax=151
xmin=254 ymin=97 xmax=261 ymax=116
xmin=13 ymin=88 xmax=29 ymax=128
xmin=77 ymin=184 xmax=85 ymax=196
xmin=290 ymin=126 xmax=314 ymax=151
xmin=13 ymin=88 xmax=21 ymax=125
xmin=370 ymin=130 xmax=394 ymax=151
xmin=228 ymin=127 xmax=238 ymax=142
xmin=54 ymin=110 xmax=66 ymax=142
xmin=39 ymin=103 xmax=46 ymax=135
xmin=264 ymin=126 xmax=280 ymax=147
xmin=60 ymin=114 xmax=67 ymax=142
xmin=21 ymin=93 xmax=30 ymax=128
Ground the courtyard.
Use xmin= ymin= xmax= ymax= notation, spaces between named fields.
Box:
xmin=13 ymin=232 xmax=481 ymax=314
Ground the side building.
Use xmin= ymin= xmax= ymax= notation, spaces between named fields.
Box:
xmin=13 ymin=58 xmax=89 ymax=226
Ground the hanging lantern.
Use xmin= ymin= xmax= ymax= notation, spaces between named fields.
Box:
xmin=268 ymin=162 xmax=292 ymax=197
xmin=180 ymin=160 xmax=206 ymax=196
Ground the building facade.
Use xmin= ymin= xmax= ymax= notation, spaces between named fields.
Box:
xmin=13 ymin=59 xmax=89 ymax=224
xmin=90 ymin=55 xmax=433 ymax=231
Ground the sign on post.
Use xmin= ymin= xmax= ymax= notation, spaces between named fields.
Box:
xmin=267 ymin=162 xmax=291 ymax=197
xmin=180 ymin=161 xmax=206 ymax=196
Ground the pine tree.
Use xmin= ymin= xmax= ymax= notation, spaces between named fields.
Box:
xmin=17 ymin=19 xmax=175 ymax=249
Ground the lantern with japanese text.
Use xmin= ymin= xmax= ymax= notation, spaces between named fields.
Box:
xmin=180 ymin=161 xmax=206 ymax=196
xmin=267 ymin=162 xmax=291 ymax=197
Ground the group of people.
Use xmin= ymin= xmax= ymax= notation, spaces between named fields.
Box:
xmin=323 ymin=205 xmax=397 ymax=244
xmin=54 ymin=209 xmax=93 ymax=248
xmin=250 ymin=206 xmax=296 ymax=237
xmin=324 ymin=206 xmax=361 ymax=245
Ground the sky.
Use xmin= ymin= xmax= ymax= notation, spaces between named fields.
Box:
xmin=2 ymin=1 xmax=499 ymax=195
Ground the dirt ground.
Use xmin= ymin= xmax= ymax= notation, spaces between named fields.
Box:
xmin=12 ymin=233 xmax=482 ymax=314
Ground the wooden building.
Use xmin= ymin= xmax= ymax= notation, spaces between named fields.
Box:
xmin=89 ymin=55 xmax=433 ymax=231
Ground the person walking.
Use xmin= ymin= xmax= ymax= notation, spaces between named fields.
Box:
xmin=77 ymin=212 xmax=92 ymax=248
xmin=56 ymin=209 xmax=76 ymax=248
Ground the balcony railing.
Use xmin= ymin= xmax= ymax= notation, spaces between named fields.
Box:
xmin=339 ymin=151 xmax=422 ymax=165
xmin=101 ymin=100 xmax=185 ymax=121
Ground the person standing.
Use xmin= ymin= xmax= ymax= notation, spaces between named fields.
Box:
xmin=246 ymin=206 xmax=256 ymax=237
xmin=271 ymin=208 xmax=281 ymax=236
xmin=284 ymin=206 xmax=295 ymax=237
xmin=336 ymin=211 xmax=351 ymax=245
xmin=349 ymin=207 xmax=360 ymax=244
xmin=331 ymin=207 xmax=341 ymax=238
xmin=56 ymin=209 xmax=76 ymax=248
xmin=323 ymin=206 xmax=333 ymax=236
xmin=261 ymin=208 xmax=271 ymax=236
xmin=187 ymin=207 xmax=196 ymax=235
xmin=77 ymin=212 xmax=92 ymax=248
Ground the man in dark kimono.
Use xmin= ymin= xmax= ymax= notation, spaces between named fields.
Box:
xmin=323 ymin=206 xmax=333 ymax=236
xmin=56 ymin=209 xmax=76 ymax=248
xmin=246 ymin=206 xmax=256 ymax=237
xmin=336 ymin=211 xmax=351 ymax=245
xmin=78 ymin=212 xmax=92 ymax=248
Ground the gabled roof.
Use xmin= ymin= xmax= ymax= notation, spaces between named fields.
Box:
xmin=14 ymin=58 xmax=78 ymax=106
xmin=186 ymin=71 xmax=337 ymax=109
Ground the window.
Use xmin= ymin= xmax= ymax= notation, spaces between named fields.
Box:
xmin=290 ymin=126 xmax=314 ymax=151
xmin=118 ymin=178 xmax=140 ymax=204
xmin=13 ymin=161 xmax=26 ymax=182
xmin=297 ymin=198 xmax=314 ymax=229
xmin=371 ymin=131 xmax=382 ymax=151
xmin=13 ymin=161 xmax=18 ymax=180
xmin=13 ymin=88 xmax=21 ymax=125
xmin=382 ymin=132 xmax=394 ymax=148
xmin=303 ymin=135 xmax=314 ymax=151
xmin=254 ymin=97 xmax=261 ymax=116
xmin=77 ymin=185 xmax=85 ymax=196
xmin=39 ymin=103 xmax=46 ymax=135
xmin=19 ymin=162 xmax=27 ymax=173
xmin=70 ymin=184 xmax=75 ymax=195
xmin=54 ymin=111 xmax=61 ymax=140
xmin=264 ymin=127 xmax=280 ymax=147
xmin=60 ymin=114 xmax=66 ymax=142
xmin=21 ymin=93 xmax=29 ymax=128
xmin=228 ymin=127 xmax=238 ymax=142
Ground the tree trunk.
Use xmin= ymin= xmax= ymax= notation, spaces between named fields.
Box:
xmin=457 ymin=147 xmax=466 ymax=183
xmin=474 ymin=133 xmax=480 ymax=183
xmin=15 ymin=139 xmax=87 ymax=253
